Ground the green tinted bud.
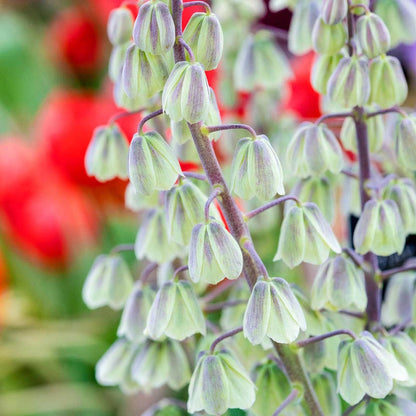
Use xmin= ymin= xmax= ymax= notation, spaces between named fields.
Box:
xmin=312 ymin=18 xmax=347 ymax=55
xmin=234 ymin=31 xmax=292 ymax=92
xmin=135 ymin=208 xmax=183 ymax=264
xmin=230 ymin=134 xmax=285 ymax=200
xmin=189 ymin=219 xmax=243 ymax=284
xmin=311 ymin=53 xmax=343 ymax=95
xmin=166 ymin=180 xmax=220 ymax=245
xmin=243 ymin=277 xmax=307 ymax=344
xmin=311 ymin=372 xmax=341 ymax=416
xmin=288 ymin=0 xmax=320 ymax=55
xmin=113 ymin=74 xmax=146 ymax=111
xmin=286 ymin=122 xmax=343 ymax=178
xmin=125 ymin=183 xmax=158 ymax=212
xmin=353 ymin=199 xmax=405 ymax=256
xmin=145 ymin=280 xmax=206 ymax=340
xmin=338 ymin=331 xmax=408 ymax=405
xmin=85 ymin=124 xmax=129 ymax=182
xmin=131 ymin=338 xmax=191 ymax=390
xmin=183 ymin=12 xmax=223 ymax=71
xmin=162 ymin=61 xmax=211 ymax=123
xmin=311 ymin=255 xmax=367 ymax=312
xmin=107 ymin=7 xmax=133 ymax=46
xmin=82 ymin=254 xmax=134 ymax=310
xmin=395 ymin=114 xmax=416 ymax=171
xmin=328 ymin=56 xmax=370 ymax=109
xmin=274 ymin=202 xmax=341 ymax=268
xmin=369 ymin=55 xmax=407 ymax=107
xmin=188 ymin=349 xmax=256 ymax=414
xmin=109 ymin=43 xmax=129 ymax=82
xmin=133 ymin=0 xmax=175 ymax=55
xmin=365 ymin=400 xmax=405 ymax=416
xmin=356 ymin=13 xmax=390 ymax=58
xmin=170 ymin=119 xmax=193 ymax=145
xmin=118 ymin=282 xmax=155 ymax=343
xmin=322 ymin=0 xmax=348 ymax=24
xmin=129 ymin=131 xmax=182 ymax=195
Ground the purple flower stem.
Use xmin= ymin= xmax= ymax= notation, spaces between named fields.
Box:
xmin=296 ymin=329 xmax=357 ymax=349
xmin=245 ymin=195 xmax=301 ymax=220
xmin=273 ymin=389 xmax=299 ymax=416
xmin=210 ymin=326 xmax=243 ymax=353
xmin=137 ymin=108 xmax=164 ymax=134
xmin=206 ymin=123 xmax=257 ymax=139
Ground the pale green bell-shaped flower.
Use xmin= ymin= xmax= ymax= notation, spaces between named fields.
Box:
xmin=125 ymin=183 xmax=158 ymax=213
xmin=113 ymin=71 xmax=146 ymax=111
xmin=230 ymin=134 xmax=285 ymax=200
xmin=311 ymin=53 xmax=343 ymax=95
xmin=189 ymin=219 xmax=243 ymax=285
xmin=369 ymin=55 xmax=408 ymax=108
xmin=107 ymin=7 xmax=133 ymax=46
xmin=243 ymin=276 xmax=307 ymax=345
xmin=327 ymin=55 xmax=370 ymax=109
xmin=82 ymin=254 xmax=134 ymax=310
xmin=128 ymin=131 xmax=182 ymax=195
xmin=337 ymin=331 xmax=408 ymax=405
xmin=85 ymin=124 xmax=129 ymax=182
xmin=145 ymin=280 xmax=206 ymax=341
xmin=274 ymin=202 xmax=341 ymax=268
xmin=311 ymin=372 xmax=341 ymax=416
xmin=322 ymin=0 xmax=348 ymax=24
xmin=311 ymin=255 xmax=367 ymax=312
xmin=395 ymin=114 xmax=416 ymax=171
xmin=170 ymin=119 xmax=193 ymax=145
xmin=312 ymin=18 xmax=347 ymax=55
xmin=353 ymin=198 xmax=405 ymax=256
xmin=165 ymin=179 xmax=220 ymax=246
xmin=365 ymin=400 xmax=405 ymax=416
xmin=117 ymin=281 xmax=155 ymax=343
xmin=286 ymin=122 xmax=343 ymax=179
xmin=109 ymin=42 xmax=129 ymax=82
xmin=188 ymin=349 xmax=256 ymax=415
xmin=135 ymin=208 xmax=183 ymax=264
xmin=356 ymin=12 xmax=390 ymax=58
xmin=132 ymin=0 xmax=175 ymax=55
xmin=183 ymin=12 xmax=223 ymax=71
xmin=131 ymin=338 xmax=191 ymax=391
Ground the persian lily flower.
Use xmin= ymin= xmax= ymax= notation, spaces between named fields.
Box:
xmin=395 ymin=114 xmax=416 ymax=172
xmin=356 ymin=12 xmax=390 ymax=58
xmin=107 ymin=7 xmax=133 ymax=46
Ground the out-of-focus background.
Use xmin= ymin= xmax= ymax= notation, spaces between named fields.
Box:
xmin=1 ymin=0 xmax=416 ymax=415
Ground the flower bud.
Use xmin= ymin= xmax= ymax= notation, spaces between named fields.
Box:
xmin=369 ymin=55 xmax=408 ymax=107
xmin=243 ymin=277 xmax=306 ymax=344
xmin=230 ymin=134 xmax=285 ymax=200
xmin=312 ymin=18 xmax=347 ymax=55
xmin=365 ymin=400 xmax=405 ymax=416
xmin=162 ymin=61 xmax=211 ymax=123
xmin=188 ymin=349 xmax=256 ymax=415
xmin=356 ymin=13 xmax=390 ymax=58
xmin=117 ymin=282 xmax=155 ymax=343
xmin=82 ymin=254 xmax=134 ymax=310
xmin=135 ymin=208 xmax=183 ymax=264
xmin=113 ymin=72 xmax=146 ymax=111
xmin=133 ymin=0 xmax=175 ymax=55
xmin=337 ymin=331 xmax=408 ymax=404
xmin=145 ymin=280 xmax=206 ymax=340
xmin=312 ymin=373 xmax=341 ymax=416
xmin=129 ymin=131 xmax=182 ymax=195
xmin=274 ymin=202 xmax=341 ymax=268
xmin=107 ymin=7 xmax=133 ymax=46
xmin=311 ymin=53 xmax=343 ymax=95
xmin=311 ymin=255 xmax=367 ymax=312
xmin=322 ymin=0 xmax=348 ymax=24
xmin=189 ymin=219 xmax=243 ymax=285
xmin=125 ymin=183 xmax=158 ymax=212
xmin=170 ymin=120 xmax=193 ymax=145
xmin=395 ymin=114 xmax=416 ymax=171
xmin=286 ymin=122 xmax=343 ymax=179
xmin=327 ymin=56 xmax=370 ymax=109
xmin=353 ymin=199 xmax=405 ymax=256
xmin=183 ymin=12 xmax=223 ymax=71
xmin=109 ymin=43 xmax=129 ymax=82
xmin=132 ymin=338 xmax=191 ymax=390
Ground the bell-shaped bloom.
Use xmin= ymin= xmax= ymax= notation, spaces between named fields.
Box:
xmin=117 ymin=282 xmax=155 ymax=343
xmin=85 ymin=124 xmax=129 ymax=182
xmin=353 ymin=198 xmax=405 ymax=256
xmin=311 ymin=255 xmax=367 ymax=312
xmin=322 ymin=0 xmax=348 ymax=24
xmin=188 ymin=349 xmax=256 ymax=415
xmin=135 ymin=208 xmax=183 ymax=264
xmin=274 ymin=202 xmax=341 ymax=268
xmin=311 ymin=53 xmax=343 ymax=95
xmin=356 ymin=13 xmax=390 ymax=58
xmin=162 ymin=61 xmax=211 ymax=124
xmin=327 ymin=55 xmax=370 ymax=109
xmin=128 ymin=131 xmax=182 ymax=195
xmin=183 ymin=12 xmax=223 ymax=71
xmin=132 ymin=0 xmax=175 ymax=55
xmin=337 ymin=331 xmax=408 ymax=405
xmin=165 ymin=179 xmax=220 ymax=245
xmin=125 ymin=183 xmax=158 ymax=213
xmin=82 ymin=254 xmax=134 ymax=310
xmin=243 ymin=277 xmax=306 ymax=344
xmin=109 ymin=42 xmax=129 ymax=82
xmin=365 ymin=400 xmax=405 ymax=416
xmin=234 ymin=31 xmax=291 ymax=92
xmin=145 ymin=280 xmax=206 ymax=340
xmin=312 ymin=18 xmax=347 ymax=55
xmin=107 ymin=7 xmax=133 ymax=46
xmin=396 ymin=114 xmax=416 ymax=171
xmin=131 ymin=338 xmax=191 ymax=390
xmin=230 ymin=134 xmax=285 ymax=200
xmin=369 ymin=55 xmax=408 ymax=107
xmin=189 ymin=219 xmax=243 ymax=285
xmin=122 ymin=44 xmax=170 ymax=101
xmin=113 ymin=71 xmax=145 ymax=111
xmin=311 ymin=372 xmax=341 ymax=416
xmin=286 ymin=122 xmax=343 ymax=179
